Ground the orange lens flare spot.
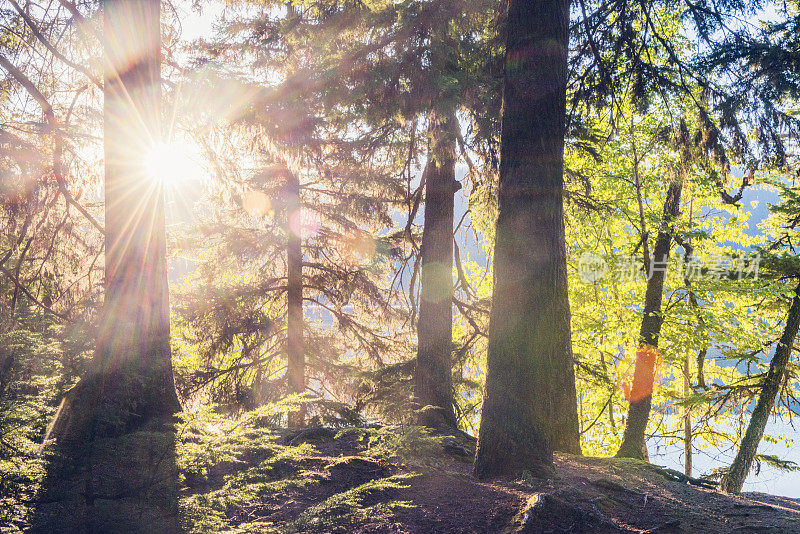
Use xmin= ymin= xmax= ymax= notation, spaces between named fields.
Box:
xmin=621 ymin=345 xmax=663 ymax=403
xmin=349 ymin=234 xmax=376 ymax=261
xmin=243 ymin=191 xmax=272 ymax=217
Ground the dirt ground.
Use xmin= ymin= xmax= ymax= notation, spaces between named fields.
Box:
xmin=221 ymin=431 xmax=800 ymax=533
xmin=388 ymin=453 xmax=800 ymax=533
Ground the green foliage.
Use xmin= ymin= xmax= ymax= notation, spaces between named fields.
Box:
xmin=177 ymin=404 xmax=419 ymax=533
xmin=176 ymin=398 xmax=313 ymax=484
xmin=283 ymin=474 xmax=414 ymax=533
xmin=563 ymin=101 xmax=787 ymax=460
xmin=335 ymin=425 xmax=443 ymax=465
xmin=754 ymin=454 xmax=800 ymax=475
xmin=0 ymin=326 xmax=73 ymax=532
xmin=178 ymin=403 xmax=317 ymax=533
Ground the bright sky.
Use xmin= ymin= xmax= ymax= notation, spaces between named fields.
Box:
xmin=172 ymin=1 xmax=221 ymax=42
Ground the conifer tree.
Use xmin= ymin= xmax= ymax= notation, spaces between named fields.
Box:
xmin=177 ymin=2 xmax=412 ymax=425
xmin=31 ymin=1 xmax=181 ymax=530
xmin=711 ymin=4 xmax=800 ymax=491
xmin=43 ymin=0 xmax=181 ymax=443
xmin=474 ymin=0 xmax=579 ymax=478
xmin=180 ymin=0 xmax=498 ymax=427
xmin=415 ymin=110 xmax=460 ymax=429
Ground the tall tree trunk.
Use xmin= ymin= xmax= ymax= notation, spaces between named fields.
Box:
xmin=682 ymin=243 xmax=698 ymax=477
xmin=285 ymin=169 xmax=305 ymax=428
xmin=415 ymin=111 xmax=459 ymax=430
xmin=616 ymin=178 xmax=683 ymax=459
xmin=683 ymin=353 xmax=692 ymax=477
xmin=720 ymin=280 xmax=800 ymax=493
xmin=473 ymin=0 xmax=579 ymax=479
xmin=33 ymin=2 xmax=181 ymax=531
xmin=97 ymin=0 xmax=180 ymax=421
xmin=283 ymin=0 xmax=304 ymax=428
xmin=44 ymin=0 xmax=180 ymax=444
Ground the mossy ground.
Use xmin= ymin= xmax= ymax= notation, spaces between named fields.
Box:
xmin=175 ymin=414 xmax=800 ymax=533
xmin=6 ymin=408 xmax=800 ymax=533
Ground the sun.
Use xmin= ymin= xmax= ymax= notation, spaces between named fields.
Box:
xmin=144 ymin=140 xmax=205 ymax=185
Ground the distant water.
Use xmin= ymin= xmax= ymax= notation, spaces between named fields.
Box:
xmin=650 ymin=417 xmax=799 ymax=498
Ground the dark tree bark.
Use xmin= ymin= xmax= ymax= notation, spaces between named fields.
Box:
xmin=285 ymin=169 xmax=306 ymax=428
xmin=415 ymin=111 xmax=459 ymax=430
xmin=33 ymin=1 xmax=181 ymax=531
xmin=473 ymin=0 xmax=579 ymax=479
xmin=616 ymin=178 xmax=683 ymax=459
xmin=683 ymin=353 xmax=692 ymax=476
xmin=96 ymin=0 xmax=180 ymax=421
xmin=720 ymin=280 xmax=800 ymax=493
xmin=42 ymin=0 xmax=181 ymax=445
xmin=696 ymin=347 xmax=708 ymax=389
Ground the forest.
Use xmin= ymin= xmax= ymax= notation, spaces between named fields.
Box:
xmin=1 ymin=0 xmax=800 ymax=532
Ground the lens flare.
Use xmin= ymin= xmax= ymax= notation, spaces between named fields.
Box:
xmin=144 ymin=141 xmax=205 ymax=185
xmin=289 ymin=209 xmax=322 ymax=239
xmin=621 ymin=345 xmax=663 ymax=403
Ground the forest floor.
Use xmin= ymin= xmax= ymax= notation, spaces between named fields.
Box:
xmin=180 ymin=426 xmax=800 ymax=533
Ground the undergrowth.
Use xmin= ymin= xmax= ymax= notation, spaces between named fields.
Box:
xmin=177 ymin=403 xmax=433 ymax=533
xmin=335 ymin=425 xmax=443 ymax=465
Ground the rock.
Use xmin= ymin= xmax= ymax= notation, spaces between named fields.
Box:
xmin=514 ymin=489 xmax=624 ymax=534
xmin=30 ymin=421 xmax=181 ymax=534
xmin=441 ymin=436 xmax=471 ymax=457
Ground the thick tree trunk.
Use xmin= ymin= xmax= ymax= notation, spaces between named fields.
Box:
xmin=473 ymin=0 xmax=579 ymax=479
xmin=285 ymin=169 xmax=305 ymax=428
xmin=415 ymin=111 xmax=459 ymax=430
xmin=40 ymin=0 xmax=181 ymax=450
xmin=616 ymin=178 xmax=682 ymax=459
xmin=95 ymin=0 xmax=181 ymax=423
xmin=33 ymin=2 xmax=181 ymax=531
xmin=720 ymin=280 xmax=800 ymax=493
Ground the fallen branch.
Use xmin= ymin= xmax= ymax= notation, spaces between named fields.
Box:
xmin=647 ymin=464 xmax=718 ymax=489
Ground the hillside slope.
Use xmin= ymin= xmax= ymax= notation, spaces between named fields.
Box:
xmin=178 ymin=426 xmax=800 ymax=533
